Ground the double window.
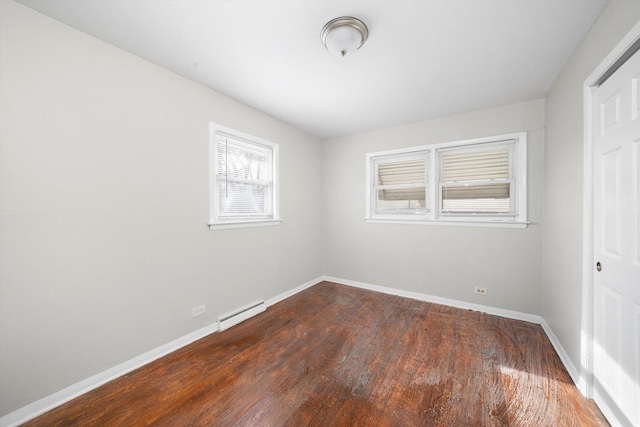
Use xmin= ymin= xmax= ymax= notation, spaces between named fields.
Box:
xmin=366 ymin=132 xmax=527 ymax=227
xmin=209 ymin=123 xmax=280 ymax=230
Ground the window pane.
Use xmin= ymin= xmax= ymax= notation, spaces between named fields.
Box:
xmin=218 ymin=179 xmax=271 ymax=217
xmin=377 ymin=159 xmax=425 ymax=186
xmin=376 ymin=187 xmax=426 ymax=211
xmin=442 ymin=148 xmax=509 ymax=182
xmin=374 ymin=155 xmax=428 ymax=213
xmin=440 ymin=145 xmax=513 ymax=215
xmin=217 ymin=141 xmax=269 ymax=181
xmin=441 ymin=183 xmax=511 ymax=213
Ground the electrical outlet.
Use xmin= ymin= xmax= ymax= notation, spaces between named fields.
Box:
xmin=192 ymin=305 xmax=205 ymax=317
xmin=474 ymin=287 xmax=488 ymax=296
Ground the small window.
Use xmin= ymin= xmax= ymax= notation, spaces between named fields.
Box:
xmin=372 ymin=152 xmax=429 ymax=216
xmin=209 ymin=123 xmax=280 ymax=230
xmin=438 ymin=142 xmax=514 ymax=216
xmin=366 ymin=133 xmax=527 ymax=227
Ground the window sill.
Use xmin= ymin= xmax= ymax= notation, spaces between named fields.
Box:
xmin=364 ymin=218 xmax=529 ymax=229
xmin=208 ymin=219 xmax=282 ymax=231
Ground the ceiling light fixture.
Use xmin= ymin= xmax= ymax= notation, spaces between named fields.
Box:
xmin=321 ymin=17 xmax=368 ymax=57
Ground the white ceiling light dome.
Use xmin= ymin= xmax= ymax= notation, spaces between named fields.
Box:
xmin=321 ymin=17 xmax=369 ymax=57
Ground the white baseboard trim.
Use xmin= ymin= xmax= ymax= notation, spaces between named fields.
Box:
xmin=539 ymin=318 xmax=585 ymax=393
xmin=3 ymin=275 xmax=585 ymax=426
xmin=1 ymin=276 xmax=325 ymax=427
xmin=323 ymin=276 xmax=543 ymax=324
xmin=324 ymin=276 xmax=587 ymax=397
xmin=0 ymin=322 xmax=219 ymax=427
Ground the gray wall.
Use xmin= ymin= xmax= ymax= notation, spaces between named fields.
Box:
xmin=4 ymin=0 xmax=640 ymax=420
xmin=0 ymin=1 xmax=323 ymax=416
xmin=542 ymin=1 xmax=640 ymax=370
xmin=322 ymin=100 xmax=545 ymax=315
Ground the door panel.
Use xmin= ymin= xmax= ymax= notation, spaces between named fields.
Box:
xmin=600 ymin=286 xmax=622 ymax=398
xmin=601 ymin=148 xmax=622 ymax=257
xmin=601 ymin=90 xmax=621 ymax=136
xmin=593 ymin=47 xmax=640 ymax=427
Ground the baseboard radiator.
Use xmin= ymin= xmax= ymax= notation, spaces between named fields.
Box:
xmin=217 ymin=300 xmax=266 ymax=331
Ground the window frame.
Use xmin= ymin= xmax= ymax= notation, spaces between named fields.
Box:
xmin=209 ymin=122 xmax=280 ymax=230
xmin=437 ymin=139 xmax=516 ymax=219
xmin=370 ymin=151 xmax=430 ymax=220
xmin=365 ymin=132 xmax=528 ymax=228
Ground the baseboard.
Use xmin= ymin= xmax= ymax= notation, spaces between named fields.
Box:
xmin=324 ymin=276 xmax=590 ymax=398
xmin=0 ymin=276 xmax=323 ymax=427
xmin=323 ymin=276 xmax=543 ymax=324
xmin=0 ymin=322 xmax=218 ymax=427
xmin=539 ymin=318 xmax=585 ymax=393
xmin=2 ymin=275 xmax=585 ymax=426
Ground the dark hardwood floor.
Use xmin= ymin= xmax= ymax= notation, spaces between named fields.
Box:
xmin=24 ymin=281 xmax=608 ymax=426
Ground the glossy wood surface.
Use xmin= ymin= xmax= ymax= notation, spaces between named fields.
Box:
xmin=25 ymin=282 xmax=608 ymax=426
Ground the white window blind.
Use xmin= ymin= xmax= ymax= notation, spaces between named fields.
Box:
xmin=439 ymin=145 xmax=514 ymax=215
xmin=209 ymin=123 xmax=279 ymax=229
xmin=373 ymin=154 xmax=429 ymax=213
xmin=216 ymin=133 xmax=273 ymax=218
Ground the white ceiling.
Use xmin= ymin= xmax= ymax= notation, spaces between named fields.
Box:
xmin=17 ymin=0 xmax=608 ymax=139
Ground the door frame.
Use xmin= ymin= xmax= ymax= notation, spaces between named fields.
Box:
xmin=581 ymin=19 xmax=640 ymax=423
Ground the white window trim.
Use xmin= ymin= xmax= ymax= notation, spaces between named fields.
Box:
xmin=208 ymin=122 xmax=280 ymax=231
xmin=371 ymin=151 xmax=431 ymax=218
xmin=208 ymin=219 xmax=283 ymax=231
xmin=365 ymin=132 xmax=528 ymax=228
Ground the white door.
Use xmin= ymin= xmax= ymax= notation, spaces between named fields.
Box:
xmin=593 ymin=47 xmax=640 ymax=427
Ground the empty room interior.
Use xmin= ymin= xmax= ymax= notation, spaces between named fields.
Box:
xmin=1 ymin=0 xmax=640 ymax=426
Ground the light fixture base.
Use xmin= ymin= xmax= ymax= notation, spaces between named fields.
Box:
xmin=321 ymin=16 xmax=368 ymax=57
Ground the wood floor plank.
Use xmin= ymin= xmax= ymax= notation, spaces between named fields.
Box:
xmin=23 ymin=282 xmax=609 ymax=426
